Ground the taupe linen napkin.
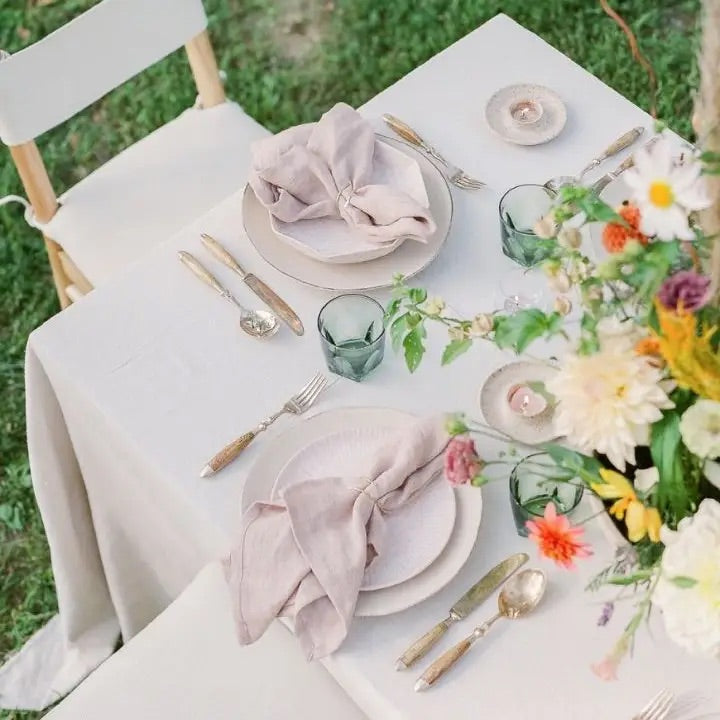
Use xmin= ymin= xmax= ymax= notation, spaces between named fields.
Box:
xmin=248 ymin=102 xmax=436 ymax=244
xmin=224 ymin=416 xmax=450 ymax=659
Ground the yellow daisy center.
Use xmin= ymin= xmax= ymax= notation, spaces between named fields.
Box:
xmin=648 ymin=181 xmax=674 ymax=208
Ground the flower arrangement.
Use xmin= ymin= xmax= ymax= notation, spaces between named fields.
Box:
xmin=385 ymin=135 xmax=720 ymax=675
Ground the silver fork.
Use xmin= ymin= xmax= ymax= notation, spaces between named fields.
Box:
xmin=382 ymin=114 xmax=485 ymax=191
xmin=200 ymin=372 xmax=329 ymax=477
xmin=632 ymin=690 xmax=675 ymax=720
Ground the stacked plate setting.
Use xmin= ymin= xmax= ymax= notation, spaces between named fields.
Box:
xmin=242 ymin=136 xmax=453 ymax=292
xmin=241 ymin=407 xmax=484 ymax=616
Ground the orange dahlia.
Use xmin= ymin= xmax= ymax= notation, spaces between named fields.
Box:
xmin=526 ymin=503 xmax=593 ymax=569
xmin=602 ymin=202 xmax=649 ymax=253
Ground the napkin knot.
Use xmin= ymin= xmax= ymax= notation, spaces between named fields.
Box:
xmin=335 ymin=181 xmax=355 ymax=210
xmin=350 ymin=478 xmax=383 ymax=508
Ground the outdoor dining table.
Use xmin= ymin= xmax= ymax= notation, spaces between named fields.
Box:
xmin=5 ymin=13 xmax=720 ymax=719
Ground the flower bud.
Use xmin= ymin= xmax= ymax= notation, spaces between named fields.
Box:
xmin=548 ymin=269 xmax=572 ymax=293
xmin=553 ymin=296 xmax=572 ymax=316
xmin=470 ymin=313 xmax=494 ymax=337
xmin=533 ymin=213 xmax=558 ymax=239
xmin=557 ymin=226 xmax=582 ymax=249
xmin=448 ymin=326 xmax=467 ymax=341
xmin=423 ymin=296 xmax=445 ymax=316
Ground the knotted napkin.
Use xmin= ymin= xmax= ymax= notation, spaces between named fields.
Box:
xmin=248 ymin=102 xmax=436 ymax=244
xmin=224 ymin=416 xmax=450 ymax=659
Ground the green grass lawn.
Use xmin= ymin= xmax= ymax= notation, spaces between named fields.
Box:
xmin=0 ymin=0 xmax=699 ymax=717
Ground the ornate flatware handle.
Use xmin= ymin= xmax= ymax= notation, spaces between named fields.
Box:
xmin=614 ymin=134 xmax=660 ymax=174
xmin=200 ymin=233 xmax=246 ymax=276
xmin=602 ymin=125 xmax=644 ymax=160
xmin=207 ymin=431 xmax=257 ymax=473
xmin=397 ymin=617 xmax=453 ymax=670
xmin=178 ymin=251 xmax=227 ymax=296
xmin=382 ymin=114 xmax=426 ymax=149
xmin=417 ymin=636 xmax=473 ymax=688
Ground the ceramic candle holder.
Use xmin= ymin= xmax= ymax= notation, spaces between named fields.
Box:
xmin=509 ymin=99 xmax=543 ymax=125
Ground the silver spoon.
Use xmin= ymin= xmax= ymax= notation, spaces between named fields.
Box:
xmin=414 ymin=568 xmax=546 ymax=691
xmin=178 ymin=251 xmax=279 ymax=339
xmin=544 ymin=126 xmax=644 ymax=193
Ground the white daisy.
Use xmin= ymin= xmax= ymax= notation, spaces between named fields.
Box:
xmin=547 ymin=349 xmax=675 ymax=471
xmin=623 ymin=137 xmax=710 ymax=241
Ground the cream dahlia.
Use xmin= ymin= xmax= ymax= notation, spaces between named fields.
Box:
xmin=653 ymin=499 xmax=720 ymax=659
xmin=679 ymin=400 xmax=720 ymax=458
xmin=623 ymin=137 xmax=710 ymax=241
xmin=547 ymin=349 xmax=674 ymax=471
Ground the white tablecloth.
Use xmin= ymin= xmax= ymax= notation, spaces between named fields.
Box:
xmin=3 ymin=12 xmax=719 ymax=717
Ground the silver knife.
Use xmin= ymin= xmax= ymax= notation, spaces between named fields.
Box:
xmin=590 ymin=135 xmax=661 ymax=196
xmin=394 ymin=552 xmax=528 ymax=670
xmin=200 ymin=234 xmax=304 ymax=336
xmin=577 ymin=125 xmax=644 ymax=178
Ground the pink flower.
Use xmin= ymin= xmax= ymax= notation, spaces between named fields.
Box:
xmin=444 ymin=436 xmax=481 ymax=486
xmin=526 ymin=503 xmax=593 ymax=569
xmin=591 ymin=658 xmax=619 ymax=682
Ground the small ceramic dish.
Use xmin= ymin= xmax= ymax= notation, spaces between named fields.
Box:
xmin=485 ymin=84 xmax=567 ymax=146
xmin=479 ymin=360 xmax=560 ymax=445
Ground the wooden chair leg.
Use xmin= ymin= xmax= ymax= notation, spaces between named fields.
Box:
xmin=185 ymin=30 xmax=225 ymax=109
xmin=44 ymin=235 xmax=72 ymax=309
xmin=58 ymin=249 xmax=93 ymax=296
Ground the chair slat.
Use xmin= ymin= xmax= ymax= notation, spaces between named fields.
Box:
xmin=0 ymin=0 xmax=208 ymax=144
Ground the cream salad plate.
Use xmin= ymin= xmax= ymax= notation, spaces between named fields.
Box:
xmin=241 ymin=407 xmax=484 ymax=616
xmin=242 ymin=136 xmax=453 ymax=291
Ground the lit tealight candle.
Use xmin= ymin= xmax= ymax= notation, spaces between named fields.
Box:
xmin=507 ymin=384 xmax=548 ymax=418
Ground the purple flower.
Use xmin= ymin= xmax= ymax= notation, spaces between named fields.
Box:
xmin=597 ymin=602 xmax=614 ymax=627
xmin=657 ymin=270 xmax=711 ymax=312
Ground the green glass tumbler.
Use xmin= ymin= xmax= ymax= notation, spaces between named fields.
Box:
xmin=499 ymin=184 xmax=557 ymax=267
xmin=509 ymin=452 xmax=584 ymax=537
xmin=317 ymin=294 xmax=386 ymax=382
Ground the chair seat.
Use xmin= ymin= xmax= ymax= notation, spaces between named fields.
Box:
xmin=43 ymin=101 xmax=269 ymax=288
xmin=45 ymin=562 xmax=367 ymax=719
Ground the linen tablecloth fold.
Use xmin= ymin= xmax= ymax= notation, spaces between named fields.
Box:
xmin=224 ymin=416 xmax=449 ymax=659
xmin=248 ymin=102 xmax=436 ymax=243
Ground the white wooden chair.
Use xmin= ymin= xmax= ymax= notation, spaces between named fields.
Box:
xmin=44 ymin=562 xmax=368 ymax=719
xmin=0 ymin=0 xmax=269 ymax=308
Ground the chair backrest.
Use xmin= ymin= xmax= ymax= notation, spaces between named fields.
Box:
xmin=0 ymin=0 xmax=208 ymax=146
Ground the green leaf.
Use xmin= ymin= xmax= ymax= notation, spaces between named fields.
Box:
xmin=493 ymin=309 xmax=562 ymax=353
xmin=651 ymin=409 xmax=697 ymax=524
xmin=441 ymin=338 xmax=472 ymax=366
xmin=576 ymin=193 xmax=625 ymax=224
xmin=390 ymin=313 xmax=409 ymax=352
xmin=403 ymin=327 xmax=425 ymax=373
xmin=470 ymin=474 xmax=489 ymax=487
xmin=541 ymin=444 xmax=603 ymax=486
xmin=605 ymin=570 xmax=653 ymax=586
xmin=408 ymin=287 xmax=427 ymax=305
xmin=670 ymin=575 xmax=698 ymax=588
xmin=384 ymin=298 xmax=401 ymax=325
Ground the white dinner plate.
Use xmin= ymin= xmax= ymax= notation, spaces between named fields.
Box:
xmin=242 ymin=136 xmax=453 ymax=291
xmin=270 ymin=140 xmax=429 ymax=264
xmin=241 ymin=407 xmax=484 ymax=617
xmin=272 ymin=426 xmax=456 ymax=591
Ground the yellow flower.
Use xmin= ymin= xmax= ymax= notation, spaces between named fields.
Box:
xmin=653 ymin=303 xmax=720 ymax=401
xmin=591 ymin=469 xmax=662 ymax=543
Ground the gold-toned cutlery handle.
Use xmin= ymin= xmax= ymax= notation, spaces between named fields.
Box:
xmin=200 ymin=233 xmax=246 ymax=275
xmin=382 ymin=114 xmax=426 ymax=148
xmin=614 ymin=134 xmax=660 ymax=174
xmin=178 ymin=251 xmax=227 ymax=296
xmin=202 ymin=431 xmax=256 ymax=477
xmin=244 ymin=275 xmax=304 ymax=336
xmin=396 ymin=617 xmax=454 ymax=670
xmin=601 ymin=125 xmax=644 ymax=159
xmin=415 ymin=635 xmax=474 ymax=690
